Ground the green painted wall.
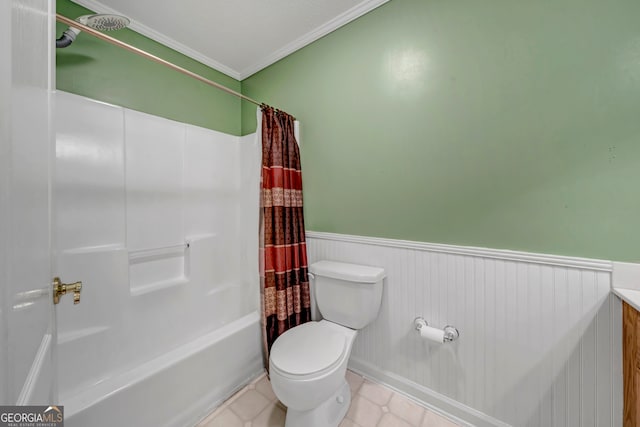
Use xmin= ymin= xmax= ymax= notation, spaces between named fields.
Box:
xmin=242 ymin=0 xmax=640 ymax=262
xmin=56 ymin=0 xmax=241 ymax=135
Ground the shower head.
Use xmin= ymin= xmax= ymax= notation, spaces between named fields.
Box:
xmin=76 ymin=14 xmax=131 ymax=31
xmin=56 ymin=13 xmax=130 ymax=48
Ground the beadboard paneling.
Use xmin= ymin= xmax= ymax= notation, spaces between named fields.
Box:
xmin=306 ymin=232 xmax=622 ymax=427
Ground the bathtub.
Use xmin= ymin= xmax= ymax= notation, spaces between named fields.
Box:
xmin=63 ymin=311 xmax=263 ymax=427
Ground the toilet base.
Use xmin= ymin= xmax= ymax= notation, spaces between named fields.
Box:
xmin=284 ymin=379 xmax=351 ymax=427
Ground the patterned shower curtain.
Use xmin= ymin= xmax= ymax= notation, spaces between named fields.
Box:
xmin=260 ymin=106 xmax=311 ymax=364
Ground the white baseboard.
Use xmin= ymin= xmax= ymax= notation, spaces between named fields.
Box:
xmin=348 ymin=357 xmax=511 ymax=427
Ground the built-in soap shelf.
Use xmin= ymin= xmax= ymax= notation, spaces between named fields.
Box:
xmin=128 ymin=241 xmax=191 ymax=297
xmin=129 ymin=276 xmax=189 ymax=297
xmin=206 ymin=282 xmax=238 ymax=297
xmin=61 ymin=244 xmax=126 ymax=255
xmin=126 ymin=234 xmax=217 ymax=297
xmin=184 ymin=233 xmax=217 ymax=244
xmin=128 ymin=242 xmax=190 ymax=264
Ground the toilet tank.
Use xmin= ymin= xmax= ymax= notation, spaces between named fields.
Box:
xmin=309 ymin=260 xmax=385 ymax=330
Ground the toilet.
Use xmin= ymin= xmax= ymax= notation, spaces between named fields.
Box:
xmin=269 ymin=260 xmax=385 ymax=427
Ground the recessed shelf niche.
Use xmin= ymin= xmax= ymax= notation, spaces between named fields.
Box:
xmin=128 ymin=243 xmax=190 ymax=296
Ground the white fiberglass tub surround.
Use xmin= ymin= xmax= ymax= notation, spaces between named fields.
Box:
xmin=55 ymin=91 xmax=262 ymax=427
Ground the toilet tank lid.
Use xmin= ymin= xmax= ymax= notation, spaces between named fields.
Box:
xmin=309 ymin=260 xmax=385 ymax=283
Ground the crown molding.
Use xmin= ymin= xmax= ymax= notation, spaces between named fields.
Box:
xmin=68 ymin=0 xmax=242 ymax=80
xmin=68 ymin=0 xmax=390 ymax=82
xmin=239 ymin=0 xmax=390 ymax=79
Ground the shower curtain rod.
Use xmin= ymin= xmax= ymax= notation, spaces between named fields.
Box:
xmin=56 ymin=13 xmax=264 ymax=108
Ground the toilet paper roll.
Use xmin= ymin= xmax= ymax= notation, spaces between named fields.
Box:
xmin=419 ymin=325 xmax=445 ymax=343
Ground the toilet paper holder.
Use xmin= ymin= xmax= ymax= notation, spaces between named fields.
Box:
xmin=414 ymin=317 xmax=460 ymax=343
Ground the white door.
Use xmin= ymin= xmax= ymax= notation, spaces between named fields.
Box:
xmin=0 ymin=0 xmax=57 ymax=405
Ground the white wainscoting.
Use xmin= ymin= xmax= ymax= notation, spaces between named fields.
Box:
xmin=306 ymin=232 xmax=622 ymax=427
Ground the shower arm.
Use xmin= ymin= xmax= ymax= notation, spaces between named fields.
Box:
xmin=55 ymin=13 xmax=263 ymax=108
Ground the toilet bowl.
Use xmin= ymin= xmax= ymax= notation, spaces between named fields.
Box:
xmin=268 ymin=260 xmax=385 ymax=427
xmin=270 ymin=321 xmax=356 ymax=427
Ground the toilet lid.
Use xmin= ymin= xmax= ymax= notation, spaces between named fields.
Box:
xmin=270 ymin=322 xmax=346 ymax=376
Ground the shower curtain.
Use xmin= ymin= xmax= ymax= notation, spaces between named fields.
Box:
xmin=259 ymin=106 xmax=311 ymax=364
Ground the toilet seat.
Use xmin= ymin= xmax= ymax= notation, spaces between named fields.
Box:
xmin=270 ymin=322 xmax=347 ymax=379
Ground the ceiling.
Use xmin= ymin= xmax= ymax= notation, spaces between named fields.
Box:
xmin=70 ymin=0 xmax=390 ymax=80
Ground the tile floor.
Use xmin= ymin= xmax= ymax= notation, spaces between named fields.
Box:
xmin=197 ymin=370 xmax=461 ymax=427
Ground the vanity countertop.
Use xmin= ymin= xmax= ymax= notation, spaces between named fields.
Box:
xmin=613 ymin=287 xmax=640 ymax=312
